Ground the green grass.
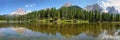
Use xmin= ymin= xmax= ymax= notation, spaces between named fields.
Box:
xmin=0 ymin=20 xmax=7 ymax=23
xmin=0 ymin=19 xmax=90 ymax=24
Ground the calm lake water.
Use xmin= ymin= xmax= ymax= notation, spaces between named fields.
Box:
xmin=0 ymin=23 xmax=120 ymax=40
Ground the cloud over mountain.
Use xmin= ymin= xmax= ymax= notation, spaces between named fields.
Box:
xmin=99 ymin=0 xmax=120 ymax=13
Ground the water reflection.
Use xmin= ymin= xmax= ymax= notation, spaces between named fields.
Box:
xmin=0 ymin=27 xmax=96 ymax=40
xmin=0 ymin=23 xmax=120 ymax=40
xmin=98 ymin=30 xmax=120 ymax=40
xmin=11 ymin=27 xmax=27 ymax=34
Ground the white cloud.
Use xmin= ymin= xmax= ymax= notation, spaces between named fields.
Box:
xmin=99 ymin=0 xmax=120 ymax=12
xmin=26 ymin=10 xmax=32 ymax=13
xmin=25 ymin=3 xmax=36 ymax=13
xmin=25 ymin=3 xmax=36 ymax=7
xmin=26 ymin=9 xmax=32 ymax=13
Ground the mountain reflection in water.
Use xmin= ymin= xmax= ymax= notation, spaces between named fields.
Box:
xmin=98 ymin=30 xmax=120 ymax=40
xmin=0 ymin=23 xmax=120 ymax=40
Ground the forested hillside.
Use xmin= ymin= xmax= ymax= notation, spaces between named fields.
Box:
xmin=1 ymin=5 xmax=120 ymax=23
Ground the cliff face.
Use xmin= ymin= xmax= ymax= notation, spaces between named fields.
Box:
xmin=85 ymin=4 xmax=103 ymax=12
xmin=106 ymin=6 xmax=118 ymax=13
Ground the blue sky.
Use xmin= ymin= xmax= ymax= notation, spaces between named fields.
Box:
xmin=0 ymin=0 xmax=99 ymax=15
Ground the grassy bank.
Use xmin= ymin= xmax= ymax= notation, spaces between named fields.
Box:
xmin=28 ymin=19 xmax=89 ymax=24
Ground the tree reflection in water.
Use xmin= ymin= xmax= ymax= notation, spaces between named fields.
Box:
xmin=0 ymin=23 xmax=120 ymax=40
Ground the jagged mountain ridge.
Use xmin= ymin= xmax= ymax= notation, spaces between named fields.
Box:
xmin=106 ymin=6 xmax=118 ymax=13
xmin=85 ymin=3 xmax=119 ymax=13
xmin=85 ymin=4 xmax=103 ymax=12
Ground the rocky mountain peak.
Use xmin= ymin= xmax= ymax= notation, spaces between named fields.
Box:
xmin=85 ymin=3 xmax=103 ymax=12
xmin=64 ymin=2 xmax=72 ymax=7
xmin=10 ymin=8 xmax=27 ymax=16
xmin=106 ymin=6 xmax=118 ymax=13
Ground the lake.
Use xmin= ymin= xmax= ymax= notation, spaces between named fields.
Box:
xmin=0 ymin=23 xmax=120 ymax=40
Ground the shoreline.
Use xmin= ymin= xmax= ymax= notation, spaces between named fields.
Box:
xmin=1 ymin=20 xmax=120 ymax=24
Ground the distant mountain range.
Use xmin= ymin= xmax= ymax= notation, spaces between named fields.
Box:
xmin=85 ymin=3 xmax=119 ymax=14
